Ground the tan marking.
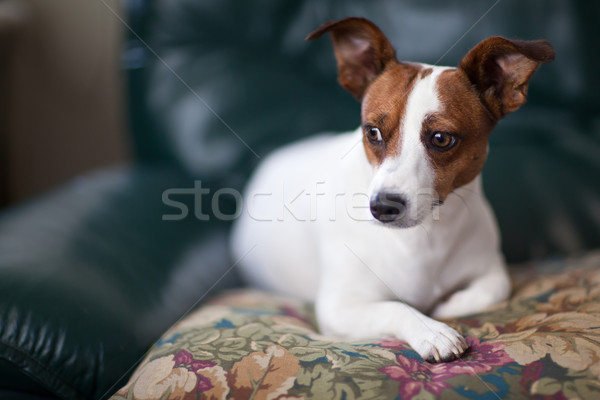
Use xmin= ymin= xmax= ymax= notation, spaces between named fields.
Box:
xmin=360 ymin=63 xmax=424 ymax=166
xmin=419 ymin=68 xmax=433 ymax=79
xmin=425 ymin=69 xmax=496 ymax=200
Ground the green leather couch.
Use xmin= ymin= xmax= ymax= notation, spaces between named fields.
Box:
xmin=1 ymin=0 xmax=598 ymax=399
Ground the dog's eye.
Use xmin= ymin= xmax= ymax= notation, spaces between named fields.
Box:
xmin=430 ymin=132 xmax=456 ymax=151
xmin=366 ymin=127 xmax=383 ymax=144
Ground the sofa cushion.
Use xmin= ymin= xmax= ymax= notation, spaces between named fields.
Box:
xmin=110 ymin=251 xmax=600 ymax=399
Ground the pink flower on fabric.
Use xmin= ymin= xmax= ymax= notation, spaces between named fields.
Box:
xmin=381 ymin=337 xmax=514 ymax=399
xmin=520 ymin=360 xmax=544 ymax=389
xmin=174 ymin=350 xmax=216 ymax=371
xmin=446 ymin=337 xmax=515 ymax=375
xmin=376 ymin=338 xmax=409 ymax=351
xmin=173 ymin=350 xmax=218 ymax=391
xmin=381 ymin=357 xmax=453 ymax=398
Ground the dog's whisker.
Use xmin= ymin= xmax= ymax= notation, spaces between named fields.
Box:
xmin=418 ymin=223 xmax=431 ymax=241
xmin=454 ymin=185 xmax=485 ymax=200
xmin=451 ymin=190 xmax=471 ymax=212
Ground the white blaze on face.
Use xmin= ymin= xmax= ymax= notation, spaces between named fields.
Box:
xmin=369 ymin=65 xmax=450 ymax=226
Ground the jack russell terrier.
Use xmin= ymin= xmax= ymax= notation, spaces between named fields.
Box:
xmin=231 ymin=17 xmax=554 ymax=362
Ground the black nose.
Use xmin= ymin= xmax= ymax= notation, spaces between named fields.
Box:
xmin=370 ymin=192 xmax=407 ymax=222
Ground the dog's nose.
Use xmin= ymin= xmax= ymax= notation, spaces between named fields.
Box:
xmin=370 ymin=192 xmax=407 ymax=222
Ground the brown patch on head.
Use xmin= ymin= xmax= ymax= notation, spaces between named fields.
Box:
xmin=419 ymin=68 xmax=433 ymax=79
xmin=360 ymin=63 xmax=422 ymax=166
xmin=422 ymin=69 xmax=496 ymax=200
xmin=422 ymin=37 xmax=554 ymax=200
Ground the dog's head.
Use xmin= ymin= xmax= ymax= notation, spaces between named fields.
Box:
xmin=307 ymin=17 xmax=554 ymax=227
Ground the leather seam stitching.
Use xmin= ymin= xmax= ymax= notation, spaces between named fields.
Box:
xmin=0 ymin=339 xmax=83 ymax=399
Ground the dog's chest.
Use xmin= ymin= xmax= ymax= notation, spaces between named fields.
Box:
xmin=346 ymin=226 xmax=460 ymax=310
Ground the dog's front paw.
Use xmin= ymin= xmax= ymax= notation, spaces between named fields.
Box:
xmin=407 ymin=319 xmax=468 ymax=362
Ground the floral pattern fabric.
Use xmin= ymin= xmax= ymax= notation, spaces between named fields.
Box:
xmin=111 ymin=251 xmax=600 ymax=399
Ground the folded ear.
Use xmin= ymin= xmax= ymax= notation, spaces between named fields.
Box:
xmin=459 ymin=37 xmax=555 ymax=119
xmin=306 ymin=17 xmax=396 ymax=100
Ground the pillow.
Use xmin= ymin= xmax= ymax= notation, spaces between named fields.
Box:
xmin=111 ymin=251 xmax=600 ymax=399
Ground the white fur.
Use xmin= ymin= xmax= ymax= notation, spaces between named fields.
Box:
xmin=231 ymin=70 xmax=510 ymax=362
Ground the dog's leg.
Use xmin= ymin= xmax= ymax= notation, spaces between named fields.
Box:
xmin=316 ymin=271 xmax=469 ymax=362
xmin=431 ymin=265 xmax=510 ymax=319
xmin=317 ymin=296 xmax=468 ymax=362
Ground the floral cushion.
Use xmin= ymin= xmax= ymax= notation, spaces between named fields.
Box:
xmin=111 ymin=251 xmax=600 ymax=400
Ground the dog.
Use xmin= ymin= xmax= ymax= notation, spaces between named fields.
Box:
xmin=231 ymin=17 xmax=554 ymax=362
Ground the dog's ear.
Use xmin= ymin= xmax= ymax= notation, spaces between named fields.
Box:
xmin=306 ymin=17 xmax=396 ymax=100
xmin=459 ymin=37 xmax=555 ymax=119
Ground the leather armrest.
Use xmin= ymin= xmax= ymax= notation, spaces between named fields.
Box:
xmin=0 ymin=166 xmax=242 ymax=399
